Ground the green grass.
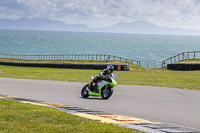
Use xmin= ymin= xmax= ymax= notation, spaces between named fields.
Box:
xmin=117 ymin=69 xmax=200 ymax=90
xmin=0 ymin=99 xmax=140 ymax=133
xmin=0 ymin=63 xmax=200 ymax=90
xmin=0 ymin=58 xmax=200 ymax=90
xmin=0 ymin=59 xmax=199 ymax=132
xmin=175 ymin=59 xmax=200 ymax=64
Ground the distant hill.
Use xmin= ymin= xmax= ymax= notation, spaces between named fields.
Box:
xmin=97 ymin=20 xmax=200 ymax=35
xmin=0 ymin=18 xmax=200 ymax=35
xmin=0 ymin=17 xmax=91 ymax=32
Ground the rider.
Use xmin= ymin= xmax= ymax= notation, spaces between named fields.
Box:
xmin=87 ymin=64 xmax=114 ymax=92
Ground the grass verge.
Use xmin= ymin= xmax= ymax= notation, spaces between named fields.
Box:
xmin=174 ymin=59 xmax=200 ymax=64
xmin=0 ymin=99 xmax=140 ymax=133
xmin=0 ymin=59 xmax=200 ymax=90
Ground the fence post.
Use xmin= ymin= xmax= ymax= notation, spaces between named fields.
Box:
xmin=162 ymin=61 xmax=166 ymax=68
xmin=174 ymin=56 xmax=176 ymax=62
xmin=177 ymin=54 xmax=179 ymax=62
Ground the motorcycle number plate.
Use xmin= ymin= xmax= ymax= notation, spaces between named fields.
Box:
xmin=97 ymin=81 xmax=107 ymax=87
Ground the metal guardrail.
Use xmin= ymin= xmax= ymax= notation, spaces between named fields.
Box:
xmin=161 ymin=51 xmax=200 ymax=67
xmin=0 ymin=53 xmax=141 ymax=66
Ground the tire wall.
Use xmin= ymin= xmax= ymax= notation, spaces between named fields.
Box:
xmin=0 ymin=61 xmax=129 ymax=71
xmin=167 ymin=64 xmax=200 ymax=71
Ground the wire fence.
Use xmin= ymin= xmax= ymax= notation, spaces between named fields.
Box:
xmin=1 ymin=51 xmax=199 ymax=69
xmin=162 ymin=51 xmax=200 ymax=67
xmin=0 ymin=53 xmax=141 ymax=66
xmin=140 ymin=62 xmax=163 ymax=69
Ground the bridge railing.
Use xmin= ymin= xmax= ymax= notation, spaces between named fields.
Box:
xmin=0 ymin=53 xmax=141 ymax=66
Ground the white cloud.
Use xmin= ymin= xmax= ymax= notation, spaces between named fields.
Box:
xmin=1 ymin=0 xmax=200 ymax=30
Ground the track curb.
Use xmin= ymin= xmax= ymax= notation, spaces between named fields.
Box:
xmin=0 ymin=95 xmax=198 ymax=133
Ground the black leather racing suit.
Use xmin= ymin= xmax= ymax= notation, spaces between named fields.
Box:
xmin=89 ymin=69 xmax=113 ymax=90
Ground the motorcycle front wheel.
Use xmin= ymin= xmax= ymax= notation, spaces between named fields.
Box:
xmin=81 ymin=84 xmax=89 ymax=98
xmin=101 ymin=86 xmax=113 ymax=99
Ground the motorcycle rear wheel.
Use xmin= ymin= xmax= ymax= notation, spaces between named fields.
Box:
xmin=81 ymin=84 xmax=90 ymax=98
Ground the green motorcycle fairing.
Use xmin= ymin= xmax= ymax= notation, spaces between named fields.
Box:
xmin=88 ymin=78 xmax=117 ymax=96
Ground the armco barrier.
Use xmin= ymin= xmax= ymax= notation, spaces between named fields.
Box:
xmin=167 ymin=64 xmax=200 ymax=71
xmin=0 ymin=61 xmax=129 ymax=71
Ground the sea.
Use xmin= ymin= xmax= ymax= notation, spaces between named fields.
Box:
xmin=0 ymin=29 xmax=200 ymax=67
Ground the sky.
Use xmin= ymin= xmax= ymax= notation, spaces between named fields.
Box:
xmin=0 ymin=0 xmax=200 ymax=30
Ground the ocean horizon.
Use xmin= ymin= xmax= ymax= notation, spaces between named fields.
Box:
xmin=0 ymin=29 xmax=200 ymax=67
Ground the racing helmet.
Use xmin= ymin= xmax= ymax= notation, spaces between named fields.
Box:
xmin=106 ymin=64 xmax=114 ymax=73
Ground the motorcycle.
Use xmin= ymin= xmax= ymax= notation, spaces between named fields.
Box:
xmin=81 ymin=74 xmax=117 ymax=99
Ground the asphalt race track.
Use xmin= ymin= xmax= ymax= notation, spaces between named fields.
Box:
xmin=0 ymin=78 xmax=200 ymax=131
